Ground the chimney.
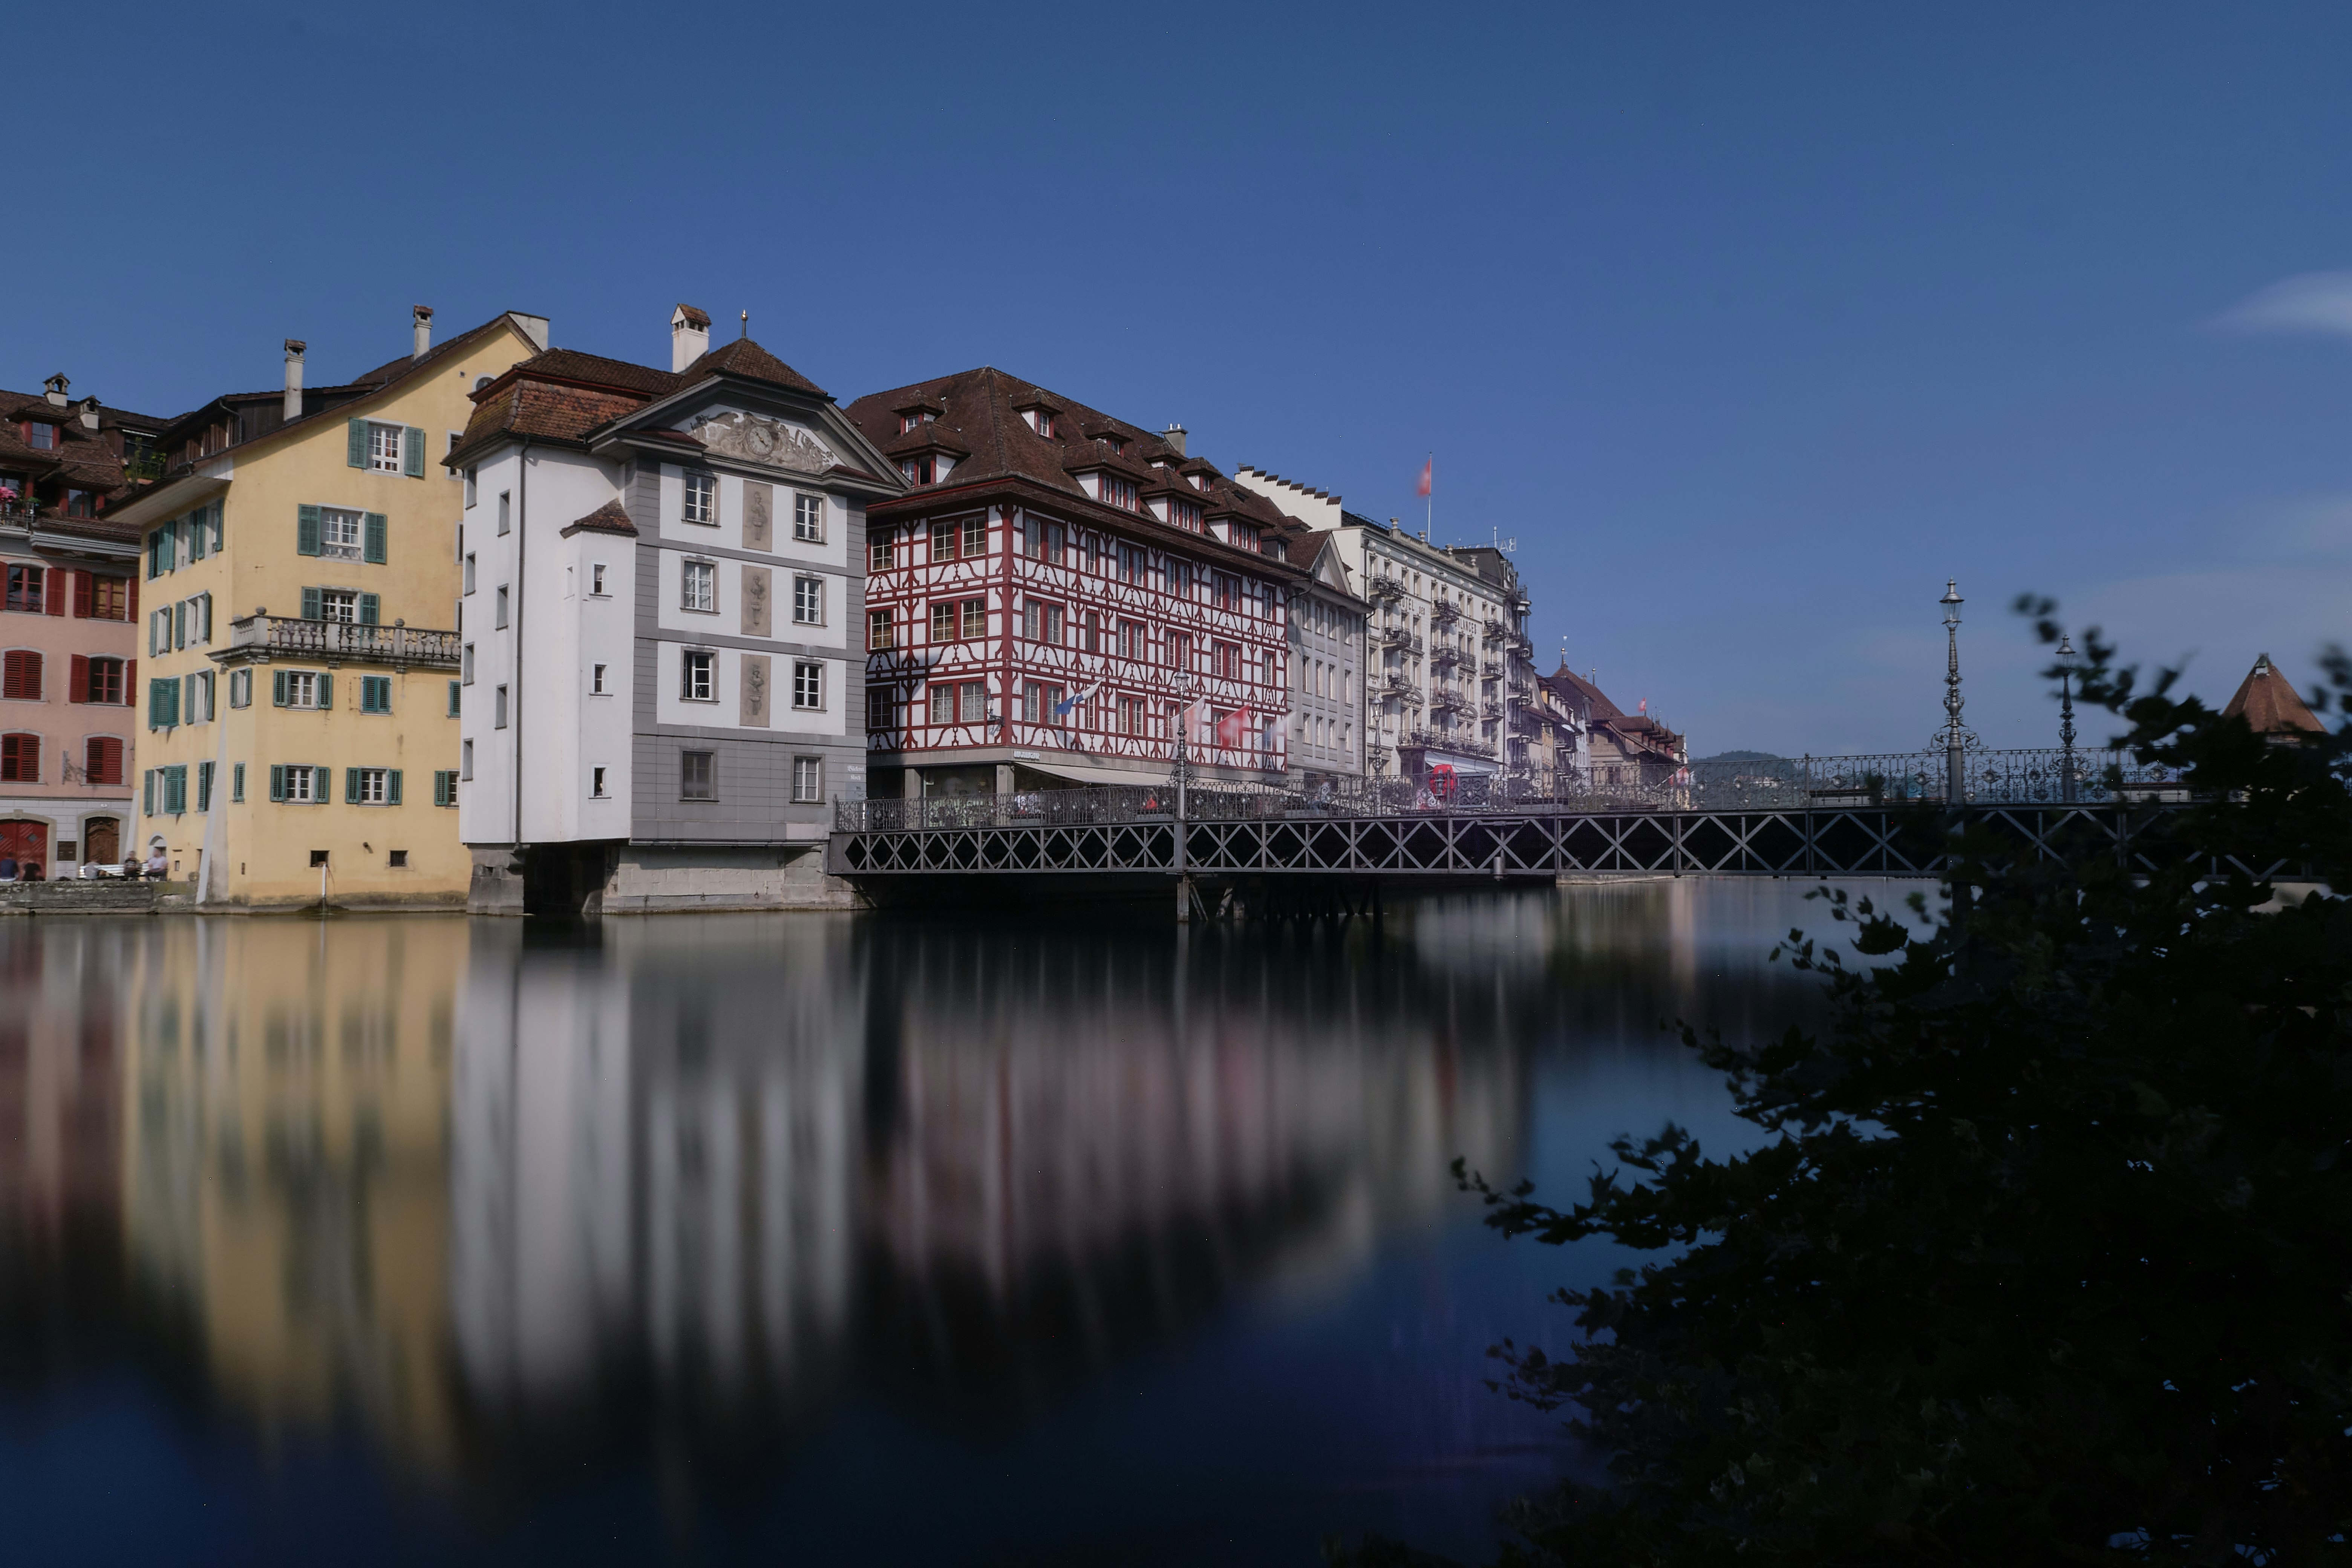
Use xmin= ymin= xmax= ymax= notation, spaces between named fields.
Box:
xmin=78 ymin=395 xmax=100 ymax=431
xmin=43 ymin=373 xmax=68 ymax=407
xmin=1162 ymin=423 xmax=1187 ymax=457
xmin=412 ymin=305 xmax=434 ymax=360
xmin=284 ymin=340 xmax=307 ymax=422
xmin=671 ymin=303 xmax=711 ymax=372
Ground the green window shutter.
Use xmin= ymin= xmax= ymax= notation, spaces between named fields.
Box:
xmin=433 ymin=770 xmax=450 ymax=807
xmin=447 ymin=680 xmax=459 ymax=717
xmin=159 ymin=522 xmax=177 ymax=572
xmin=162 ymin=678 xmax=179 ymax=728
xmin=211 ymin=504 xmax=225 ymax=552
xmin=269 ymin=764 xmax=286 ymax=802
xmin=233 ymin=763 xmax=245 ymax=802
xmin=317 ymin=672 xmax=332 ymax=709
xmin=272 ymin=669 xmax=288 ymax=707
xmin=143 ymin=770 xmax=155 ymax=815
xmin=297 ymin=504 xmax=321 ymax=557
xmin=387 ymin=769 xmax=403 ymax=806
xmin=313 ymin=766 xmax=331 ymax=804
xmin=301 ymin=586 xmax=322 ymax=621
xmin=364 ymin=512 xmax=387 ymax=564
xmin=348 ymin=419 xmax=367 ymax=467
xmin=345 ymin=767 xmax=360 ymax=804
xmin=402 ymin=428 xmax=424 ymax=478
xmin=164 ymin=766 xmax=185 ymax=815
xmin=188 ymin=517 xmax=205 ymax=562
xmin=358 ymin=593 xmax=380 ymax=625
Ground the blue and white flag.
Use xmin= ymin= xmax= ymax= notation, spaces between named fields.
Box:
xmin=1054 ymin=681 xmax=1098 ymax=718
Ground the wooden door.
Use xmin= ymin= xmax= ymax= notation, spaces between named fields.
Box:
xmin=0 ymin=819 xmax=47 ymax=872
xmin=82 ymin=817 xmax=118 ymax=866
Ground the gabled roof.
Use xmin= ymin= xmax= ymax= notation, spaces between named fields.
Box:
xmin=1545 ymin=665 xmax=1623 ymax=722
xmin=678 ymin=337 xmax=826 ymax=396
xmin=842 ymin=367 xmax=1310 ymax=572
xmin=2222 ymin=654 xmax=2326 ymax=736
xmin=453 ymin=337 xmax=830 ymax=458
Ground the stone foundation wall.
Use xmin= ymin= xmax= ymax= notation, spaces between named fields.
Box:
xmin=0 ymin=879 xmax=164 ymax=916
xmin=603 ymin=845 xmax=862 ymax=914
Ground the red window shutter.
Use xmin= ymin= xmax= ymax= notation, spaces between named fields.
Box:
xmin=72 ymin=571 xmax=92 ymax=618
xmin=127 ymin=574 xmax=138 ymax=621
xmin=124 ymin=658 xmax=135 ymax=704
xmin=44 ymin=569 xmax=65 ymax=616
xmin=69 ymin=654 xmax=88 ymax=703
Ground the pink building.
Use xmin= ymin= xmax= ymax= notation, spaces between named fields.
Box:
xmin=0 ymin=380 xmax=153 ymax=875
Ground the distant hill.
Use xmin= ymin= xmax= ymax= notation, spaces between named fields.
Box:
xmin=1694 ymin=749 xmax=1784 ymax=765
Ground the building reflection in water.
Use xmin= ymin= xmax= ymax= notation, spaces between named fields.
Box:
xmin=0 ymin=882 xmax=1839 ymax=1515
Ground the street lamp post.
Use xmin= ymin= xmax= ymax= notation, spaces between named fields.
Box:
xmin=2056 ymin=631 xmax=2078 ymax=803
xmin=1940 ymin=579 xmax=1966 ymax=804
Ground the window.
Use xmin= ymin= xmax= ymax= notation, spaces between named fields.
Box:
xmin=361 ymin=676 xmax=392 ymax=714
xmin=1020 ymin=600 xmax=1063 ymax=645
xmin=1021 ymin=516 xmax=1066 ymax=563
xmin=159 ymin=764 xmax=187 ymax=814
xmin=929 ymin=682 xmax=954 ymax=724
xmin=498 ymin=491 xmax=511 ymax=535
xmin=465 ymin=468 xmax=478 ymax=507
xmin=86 ymin=576 xmax=130 ymax=621
xmin=680 ymin=750 xmax=715 ymax=800
xmin=1083 ymin=610 xmax=1100 ymax=653
xmin=1101 ymin=475 xmax=1138 ymax=512
xmin=682 ymin=560 xmax=716 ymax=612
xmin=309 ymin=849 xmax=329 ymax=865
xmin=930 ymin=602 xmax=956 ymax=642
xmin=1170 ymin=498 xmax=1202 ymax=531
xmin=229 ymin=668 xmax=251 ymax=709
xmin=868 ymin=608 xmax=894 ymax=650
xmin=447 ymin=679 xmax=460 ymax=716
xmin=25 ymin=421 xmax=55 ymax=451
xmin=591 ymin=664 xmax=607 ymax=695
xmin=868 ymin=531 xmax=896 ymax=571
xmin=867 ymin=688 xmax=893 ymax=729
xmin=148 ymin=676 xmax=181 ymax=729
xmin=84 ymin=736 xmax=123 ymax=785
xmin=1116 ymin=542 xmax=1144 ymax=585
xmin=0 ymin=733 xmax=37 ymax=782
xmin=494 ymin=684 xmax=508 ymax=728
xmin=367 ymin=423 xmax=403 ymax=473
xmin=1117 ymin=619 xmax=1145 ymax=659
xmin=900 ymin=455 xmax=936 ymax=485
xmin=347 ymin=767 xmax=392 ymax=805
xmin=960 ymin=598 xmax=985 ymax=639
xmin=187 ymin=670 xmax=214 ymax=723
xmin=683 ymin=471 xmax=716 ymax=525
xmin=681 ymin=651 xmax=714 ymax=702
xmin=1 ymin=650 xmax=39 ymax=699
xmin=463 ymin=553 xmax=476 ymax=593
xmin=197 ymin=761 xmax=214 ymax=812
xmin=389 ymin=849 xmax=409 ymax=868
xmin=461 ymin=643 xmax=475 ymax=684
xmin=792 ymin=660 xmax=822 ymax=710
xmin=591 ymin=766 xmax=607 ymax=798
xmin=793 ymin=575 xmax=823 ymax=625
xmin=792 ymin=756 xmax=822 ymax=803
xmin=1022 ymin=681 xmax=1067 ymax=725
xmin=321 ymin=589 xmax=359 ymax=624
xmin=233 ymin=762 xmax=246 ymax=802
xmin=495 ymin=586 xmax=510 ymax=628
xmin=460 ymin=741 xmax=473 ymax=781
xmin=1118 ymin=695 xmax=1146 ymax=736
xmin=794 ymin=493 xmax=824 ymax=543
xmin=929 ymin=516 xmax=985 ymax=560
xmin=960 ymin=681 xmax=986 ymax=723
xmin=433 ymin=769 xmax=458 ymax=806
xmin=315 ymin=506 xmax=365 ymax=561
xmin=5 ymin=565 xmax=43 ymax=612
xmin=275 ymin=764 xmax=319 ymax=803
xmin=591 ymin=563 xmax=607 ymax=596
xmin=1168 ymin=630 xmax=1192 ymax=670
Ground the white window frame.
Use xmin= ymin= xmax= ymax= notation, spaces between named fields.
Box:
xmin=283 ymin=764 xmax=316 ymax=802
xmin=682 ymin=559 xmax=717 ymax=613
xmin=591 ymin=563 xmax=607 ymax=596
xmin=320 ymin=589 xmax=358 ymax=625
xmin=681 ymin=650 xmax=715 ymax=703
xmin=591 ymin=663 xmax=607 ymax=695
xmin=591 ymin=766 xmax=607 ymax=798
xmin=792 ymin=660 xmax=823 ymax=711
xmin=793 ymin=492 xmax=824 ymax=543
xmin=320 ymin=507 xmax=364 ymax=561
xmin=683 ymin=471 xmax=717 ymax=526
xmin=463 ymin=553 xmax=476 ymax=594
xmin=792 ymin=574 xmax=822 ymax=625
xmin=285 ymin=670 xmax=320 ymax=709
xmin=354 ymin=767 xmax=389 ymax=805
xmin=367 ymin=422 xmax=404 ymax=474
xmin=792 ymin=755 xmax=822 ymax=803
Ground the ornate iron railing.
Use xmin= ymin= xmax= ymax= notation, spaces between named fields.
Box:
xmin=1372 ymin=627 xmax=1423 ymax=655
xmin=225 ymin=614 xmax=462 ymax=668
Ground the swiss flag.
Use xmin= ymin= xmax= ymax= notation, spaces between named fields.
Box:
xmin=1215 ymin=705 xmax=1253 ymax=749
xmin=1416 ymin=458 xmax=1432 ymax=498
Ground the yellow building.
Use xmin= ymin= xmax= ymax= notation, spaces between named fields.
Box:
xmin=110 ymin=308 xmax=547 ymax=907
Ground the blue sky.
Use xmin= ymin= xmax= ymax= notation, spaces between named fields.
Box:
xmin=14 ymin=1 xmax=2352 ymax=754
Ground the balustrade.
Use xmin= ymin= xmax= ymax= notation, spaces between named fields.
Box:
xmin=225 ymin=614 xmax=462 ymax=668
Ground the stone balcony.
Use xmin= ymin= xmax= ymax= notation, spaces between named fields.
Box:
xmin=220 ymin=614 xmax=462 ymax=669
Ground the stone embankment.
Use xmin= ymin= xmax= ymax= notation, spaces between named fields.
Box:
xmin=0 ymin=879 xmax=170 ymax=916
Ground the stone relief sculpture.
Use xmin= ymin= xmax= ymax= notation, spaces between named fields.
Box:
xmin=690 ymin=412 xmax=836 ymax=475
xmin=742 ymin=567 xmax=773 ymax=638
xmin=742 ymin=654 xmax=771 ymax=728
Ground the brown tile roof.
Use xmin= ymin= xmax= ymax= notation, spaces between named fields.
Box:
xmin=2221 ymin=654 xmax=2326 ymax=736
xmin=560 ymin=499 xmax=638 ymax=538
xmin=675 ymin=304 xmax=712 ymax=330
xmin=678 ymin=338 xmax=826 ymax=397
xmin=450 ymin=337 xmax=833 ymax=461
xmin=1545 ymin=665 xmax=1623 ymax=722
xmin=883 ymin=421 xmax=972 ymax=459
xmin=844 ymin=368 xmax=1311 ymax=568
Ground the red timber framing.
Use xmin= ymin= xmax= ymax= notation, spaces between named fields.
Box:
xmin=848 ymin=369 xmax=1312 ymax=790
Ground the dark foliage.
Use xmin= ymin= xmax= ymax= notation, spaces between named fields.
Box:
xmin=1349 ymin=613 xmax=2352 ymax=1565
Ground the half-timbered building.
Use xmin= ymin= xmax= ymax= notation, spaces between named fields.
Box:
xmin=844 ymin=371 xmax=1310 ymax=797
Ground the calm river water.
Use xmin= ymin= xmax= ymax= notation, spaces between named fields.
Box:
xmin=0 ymin=883 xmax=1840 ymax=1566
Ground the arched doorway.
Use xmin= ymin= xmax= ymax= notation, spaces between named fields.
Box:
xmin=82 ymin=816 xmax=119 ymax=868
xmin=0 ymin=818 xmax=48 ymax=875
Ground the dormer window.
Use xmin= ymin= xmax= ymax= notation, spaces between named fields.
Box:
xmin=1037 ymin=412 xmax=1055 ymax=438
xmin=1017 ymin=399 xmax=1061 ymax=437
xmin=898 ymin=411 xmax=939 ymax=434
xmin=1099 ymin=475 xmax=1138 ymax=512
xmin=1103 ymin=435 xmax=1125 ymax=456
xmin=1168 ymin=498 xmax=1202 ymax=531
xmin=902 ymin=455 xmax=938 ymax=485
xmin=23 ymin=422 xmax=55 ymax=451
xmin=1227 ymin=521 xmax=1257 ymax=551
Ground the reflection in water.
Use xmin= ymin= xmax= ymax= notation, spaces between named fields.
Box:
xmin=0 ymin=880 xmax=1845 ymax=1562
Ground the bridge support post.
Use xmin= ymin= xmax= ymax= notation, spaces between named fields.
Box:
xmin=1176 ymin=874 xmax=1193 ymax=924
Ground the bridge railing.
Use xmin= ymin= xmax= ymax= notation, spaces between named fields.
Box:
xmin=834 ymin=747 xmax=2193 ymax=833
